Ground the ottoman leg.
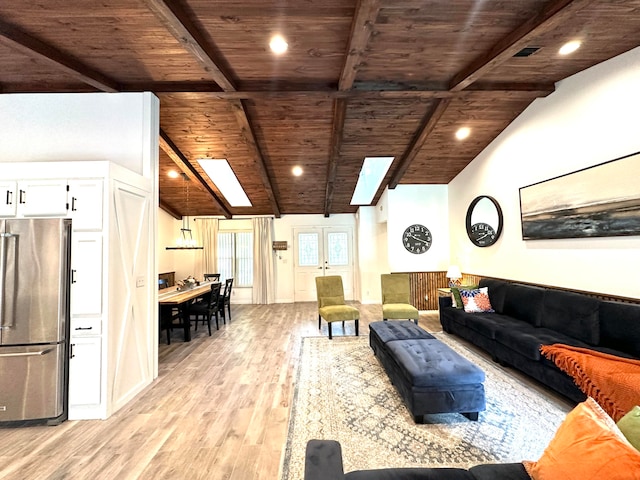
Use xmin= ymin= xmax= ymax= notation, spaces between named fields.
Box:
xmin=463 ymin=412 xmax=479 ymax=421
xmin=413 ymin=414 xmax=425 ymax=424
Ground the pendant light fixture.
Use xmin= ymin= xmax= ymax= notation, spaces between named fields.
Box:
xmin=166 ymin=173 xmax=203 ymax=250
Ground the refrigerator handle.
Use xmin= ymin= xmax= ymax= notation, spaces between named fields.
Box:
xmin=0 ymin=348 xmax=54 ymax=358
xmin=5 ymin=190 xmax=12 ymax=206
xmin=0 ymin=232 xmax=18 ymax=330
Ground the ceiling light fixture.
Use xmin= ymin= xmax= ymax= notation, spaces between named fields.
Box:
xmin=292 ymin=165 xmax=303 ymax=176
xmin=456 ymin=127 xmax=471 ymax=140
xmin=167 ymin=170 xmax=180 ymax=178
xmin=350 ymin=156 xmax=394 ymax=206
xmin=270 ymin=34 xmax=288 ymax=54
xmin=166 ymin=173 xmax=203 ymax=250
xmin=198 ymin=158 xmax=252 ymax=207
xmin=559 ymin=40 xmax=581 ymax=56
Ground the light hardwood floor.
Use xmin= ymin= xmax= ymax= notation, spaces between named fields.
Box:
xmin=0 ymin=303 xmax=442 ymax=480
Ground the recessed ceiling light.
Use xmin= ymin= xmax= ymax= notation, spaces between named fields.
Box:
xmin=270 ymin=34 xmax=288 ymax=54
xmin=455 ymin=127 xmax=471 ymax=140
xmin=292 ymin=166 xmax=303 ymax=176
xmin=559 ymin=40 xmax=581 ymax=56
xmin=198 ymin=158 xmax=252 ymax=207
xmin=167 ymin=170 xmax=180 ymax=178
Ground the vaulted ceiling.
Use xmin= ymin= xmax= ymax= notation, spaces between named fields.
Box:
xmin=1 ymin=1 xmax=639 ymax=219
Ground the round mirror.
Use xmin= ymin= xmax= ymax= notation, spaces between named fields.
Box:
xmin=466 ymin=196 xmax=503 ymax=247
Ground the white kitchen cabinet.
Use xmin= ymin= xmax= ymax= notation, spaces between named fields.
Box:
xmin=0 ymin=161 xmax=155 ymax=421
xmin=68 ymin=179 xmax=103 ymax=231
xmin=70 ymin=232 xmax=103 ymax=316
xmin=16 ymin=179 xmax=68 ymax=217
xmin=0 ymin=181 xmax=17 ymax=217
xmin=68 ymin=336 xmax=102 ymax=408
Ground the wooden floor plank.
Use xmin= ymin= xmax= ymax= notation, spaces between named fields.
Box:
xmin=0 ymin=303 xmax=441 ymax=479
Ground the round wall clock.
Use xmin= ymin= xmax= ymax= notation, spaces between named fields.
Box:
xmin=402 ymin=224 xmax=432 ymax=254
xmin=466 ymin=195 xmax=503 ymax=247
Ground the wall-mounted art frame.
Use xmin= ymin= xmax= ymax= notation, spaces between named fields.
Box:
xmin=519 ymin=151 xmax=640 ymax=240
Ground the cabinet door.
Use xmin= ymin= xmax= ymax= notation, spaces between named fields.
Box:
xmin=71 ymin=232 xmax=103 ymax=316
xmin=17 ymin=179 xmax=68 ymax=217
xmin=0 ymin=181 xmax=17 ymax=217
xmin=68 ymin=179 xmax=103 ymax=231
xmin=68 ymin=337 xmax=102 ymax=407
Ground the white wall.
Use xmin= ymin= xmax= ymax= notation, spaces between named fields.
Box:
xmin=449 ymin=47 xmax=640 ymax=299
xmin=356 ymin=207 xmax=388 ymax=304
xmin=386 ymin=185 xmax=451 ymax=272
xmin=0 ymin=93 xmax=157 ymax=177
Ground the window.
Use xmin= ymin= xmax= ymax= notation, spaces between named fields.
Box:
xmin=217 ymin=231 xmax=253 ymax=287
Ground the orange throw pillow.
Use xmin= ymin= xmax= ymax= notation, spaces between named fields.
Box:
xmin=524 ymin=397 xmax=640 ymax=480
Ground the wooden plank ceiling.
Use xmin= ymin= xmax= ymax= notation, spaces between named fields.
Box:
xmin=1 ymin=0 xmax=639 ymax=219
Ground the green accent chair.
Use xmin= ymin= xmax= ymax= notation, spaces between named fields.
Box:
xmin=381 ymin=273 xmax=419 ymax=324
xmin=315 ymin=275 xmax=359 ymax=339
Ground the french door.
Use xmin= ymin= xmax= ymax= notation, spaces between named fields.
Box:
xmin=293 ymin=227 xmax=354 ymax=302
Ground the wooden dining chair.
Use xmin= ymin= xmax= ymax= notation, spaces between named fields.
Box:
xmin=204 ymin=273 xmax=221 ymax=282
xmin=218 ymin=278 xmax=233 ymax=324
xmin=189 ymin=282 xmax=222 ymax=335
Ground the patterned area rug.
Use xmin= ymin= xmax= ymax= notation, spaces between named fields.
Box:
xmin=280 ymin=333 xmax=573 ymax=479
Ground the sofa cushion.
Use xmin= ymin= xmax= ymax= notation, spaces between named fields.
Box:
xmin=451 ymin=284 xmax=478 ymax=309
xmin=524 ymin=397 xmax=640 ymax=480
xmin=469 ymin=463 xmax=529 ymax=480
xmin=460 ymin=287 xmax=495 ymax=313
xmin=502 ymin=284 xmax=545 ymax=327
xmin=464 ymin=313 xmax=516 ymax=340
xmin=478 ymin=278 xmax=509 ymax=313
xmin=541 ymin=289 xmax=600 ymax=345
xmin=617 ymin=405 xmax=640 ymax=452
xmin=386 ymin=339 xmax=485 ymax=387
xmin=599 ymin=301 xmax=640 ymax=358
xmin=494 ymin=325 xmax=590 ymax=361
xmin=346 ymin=468 xmax=475 ymax=479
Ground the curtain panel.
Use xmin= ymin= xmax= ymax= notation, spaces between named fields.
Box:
xmin=252 ymin=217 xmax=275 ymax=304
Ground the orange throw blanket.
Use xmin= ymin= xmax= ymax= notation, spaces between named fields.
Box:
xmin=541 ymin=344 xmax=640 ymax=422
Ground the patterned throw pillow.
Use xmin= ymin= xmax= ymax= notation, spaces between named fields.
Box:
xmin=460 ymin=287 xmax=494 ymax=313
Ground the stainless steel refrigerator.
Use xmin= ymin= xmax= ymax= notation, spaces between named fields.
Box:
xmin=0 ymin=218 xmax=71 ymax=425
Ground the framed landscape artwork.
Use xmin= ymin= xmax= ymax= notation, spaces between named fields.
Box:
xmin=519 ymin=151 xmax=640 ymax=240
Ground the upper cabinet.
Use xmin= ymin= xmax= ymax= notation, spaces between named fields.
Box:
xmin=68 ymin=179 xmax=103 ymax=231
xmin=0 ymin=179 xmax=68 ymax=218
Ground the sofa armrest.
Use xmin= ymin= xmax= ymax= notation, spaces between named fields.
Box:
xmin=305 ymin=439 xmax=345 ymax=480
xmin=438 ymin=295 xmax=453 ymax=309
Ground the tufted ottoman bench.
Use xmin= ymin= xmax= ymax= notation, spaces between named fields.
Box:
xmin=369 ymin=321 xmax=486 ymax=423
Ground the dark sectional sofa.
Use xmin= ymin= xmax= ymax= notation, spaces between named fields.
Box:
xmin=439 ymin=278 xmax=640 ymax=402
xmin=305 ymin=439 xmax=530 ymax=480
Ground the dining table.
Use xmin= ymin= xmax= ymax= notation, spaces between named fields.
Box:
xmin=158 ymin=281 xmax=217 ymax=342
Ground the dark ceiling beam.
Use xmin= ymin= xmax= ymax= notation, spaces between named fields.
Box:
xmin=229 ymin=100 xmax=281 ymax=218
xmin=125 ymin=82 xmax=554 ymax=98
xmin=145 ymin=0 xmax=282 ymax=218
xmin=0 ymin=20 xmax=119 ymax=92
xmin=159 ymin=130 xmax=233 ymax=219
xmin=323 ymin=98 xmax=348 ymax=217
xmin=141 ymin=0 xmax=236 ymax=92
xmin=449 ymin=0 xmax=595 ymax=91
xmin=388 ymin=98 xmax=451 ymax=189
xmin=339 ymin=0 xmax=382 ymax=91
xmin=159 ymin=199 xmax=182 ymax=220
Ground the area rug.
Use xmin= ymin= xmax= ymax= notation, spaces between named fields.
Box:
xmin=280 ymin=332 xmax=573 ymax=479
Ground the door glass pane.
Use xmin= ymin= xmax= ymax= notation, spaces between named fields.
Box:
xmin=298 ymin=233 xmax=319 ymax=266
xmin=327 ymin=232 xmax=348 ymax=266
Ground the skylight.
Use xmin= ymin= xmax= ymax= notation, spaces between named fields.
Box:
xmin=198 ymin=158 xmax=252 ymax=207
xmin=350 ymin=156 xmax=394 ymax=206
